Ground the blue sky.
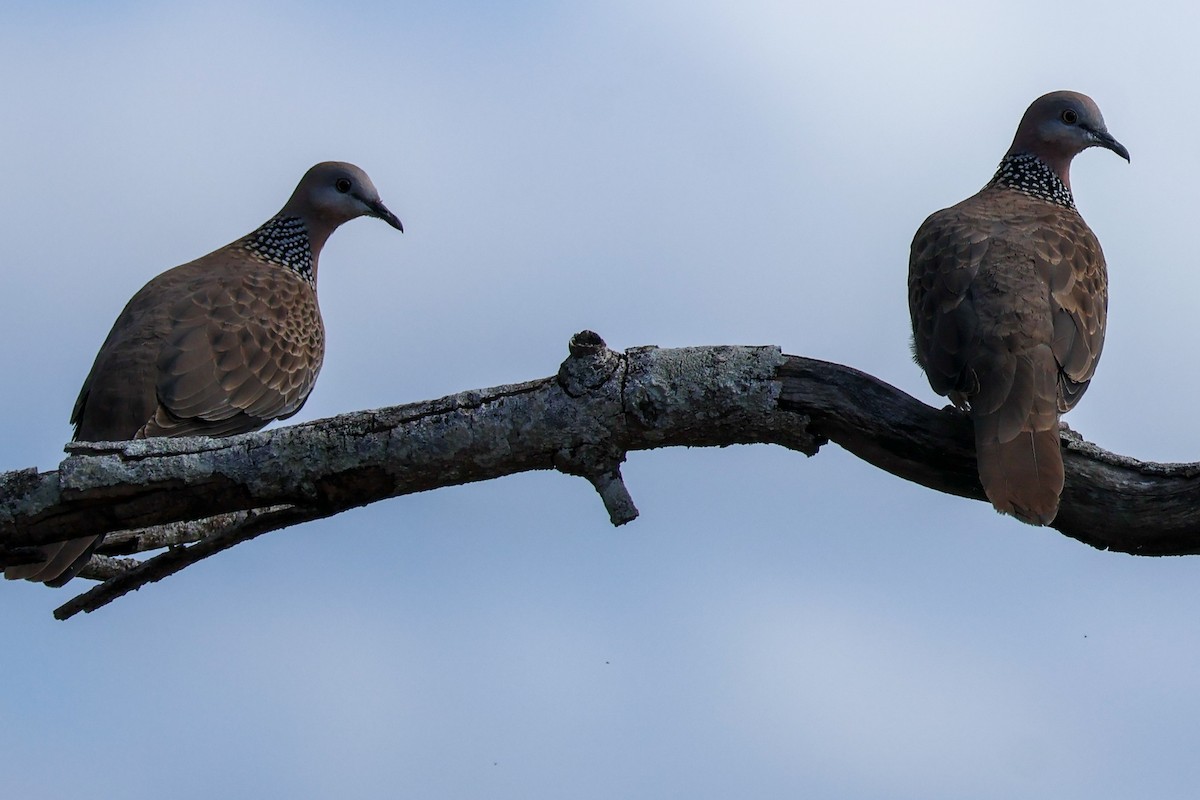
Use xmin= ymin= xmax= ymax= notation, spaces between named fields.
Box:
xmin=2 ymin=2 xmax=1198 ymax=798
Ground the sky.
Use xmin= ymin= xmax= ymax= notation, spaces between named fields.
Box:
xmin=1 ymin=1 xmax=1198 ymax=797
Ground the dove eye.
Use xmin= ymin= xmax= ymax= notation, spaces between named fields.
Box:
xmin=1061 ymin=109 xmax=1078 ymax=125
xmin=335 ymin=178 xmax=352 ymax=193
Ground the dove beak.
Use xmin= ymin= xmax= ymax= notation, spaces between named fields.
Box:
xmin=359 ymin=196 xmax=404 ymax=232
xmin=1090 ymin=128 xmax=1130 ymax=162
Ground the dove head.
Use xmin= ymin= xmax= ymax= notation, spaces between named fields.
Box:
xmin=1005 ymin=91 xmax=1129 ymax=189
xmin=279 ymin=161 xmax=403 ymax=252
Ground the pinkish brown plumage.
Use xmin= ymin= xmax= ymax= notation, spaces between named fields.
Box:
xmin=8 ymin=161 xmax=403 ymax=585
xmin=908 ymin=91 xmax=1127 ymax=525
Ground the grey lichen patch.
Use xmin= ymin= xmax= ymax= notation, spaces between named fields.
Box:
xmin=624 ymin=345 xmax=785 ymax=440
xmin=60 ymin=432 xmax=279 ymax=493
xmin=0 ymin=467 xmax=61 ymax=525
xmin=59 ymin=450 xmax=228 ymax=493
xmin=59 ymin=454 xmax=136 ymax=492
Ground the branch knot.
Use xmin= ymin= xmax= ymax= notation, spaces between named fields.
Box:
xmin=557 ymin=330 xmax=622 ymax=398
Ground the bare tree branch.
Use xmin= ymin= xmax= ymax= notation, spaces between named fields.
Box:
xmin=77 ymin=555 xmax=139 ymax=581
xmin=775 ymin=358 xmax=1200 ymax=554
xmin=1 ymin=331 xmax=1197 ymax=619
xmin=56 ymin=504 xmax=323 ymax=620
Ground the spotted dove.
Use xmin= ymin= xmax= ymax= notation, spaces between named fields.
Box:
xmin=7 ymin=161 xmax=403 ymax=585
xmin=908 ymin=91 xmax=1128 ymax=525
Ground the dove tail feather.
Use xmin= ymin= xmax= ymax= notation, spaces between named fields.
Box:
xmin=975 ymin=426 xmax=1064 ymax=526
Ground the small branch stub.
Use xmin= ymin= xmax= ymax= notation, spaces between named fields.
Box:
xmin=552 ymin=331 xmax=638 ymax=525
xmin=553 ymin=445 xmax=639 ymax=526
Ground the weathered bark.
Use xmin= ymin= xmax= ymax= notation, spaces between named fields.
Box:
xmin=1 ymin=331 xmax=1197 ymax=619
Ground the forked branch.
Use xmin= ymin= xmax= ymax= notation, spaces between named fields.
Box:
xmin=0 ymin=331 xmax=1195 ymax=620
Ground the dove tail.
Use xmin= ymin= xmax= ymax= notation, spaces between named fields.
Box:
xmin=975 ymin=425 xmax=1064 ymax=526
xmin=5 ymin=537 xmax=102 ymax=586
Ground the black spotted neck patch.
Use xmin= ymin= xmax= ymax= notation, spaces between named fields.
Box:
xmin=987 ymin=154 xmax=1076 ymax=209
xmin=244 ymin=216 xmax=315 ymax=284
